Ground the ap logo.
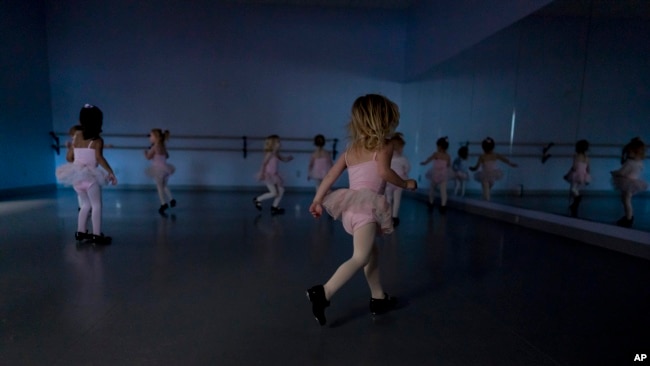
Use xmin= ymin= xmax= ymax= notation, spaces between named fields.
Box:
xmin=635 ymin=354 xmax=647 ymax=362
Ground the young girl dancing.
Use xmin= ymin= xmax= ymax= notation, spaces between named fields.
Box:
xmin=385 ymin=133 xmax=411 ymax=227
xmin=421 ymin=137 xmax=451 ymax=213
xmin=563 ymin=139 xmax=590 ymax=217
xmin=470 ymin=137 xmax=517 ymax=201
xmin=56 ymin=104 xmax=117 ymax=244
xmin=611 ymin=137 xmax=647 ymax=228
xmin=254 ymin=135 xmax=293 ymax=215
xmin=306 ymin=94 xmax=417 ymax=326
xmin=307 ymin=134 xmax=333 ymax=190
xmin=452 ymin=145 xmax=470 ymax=197
xmin=145 ymin=129 xmax=176 ymax=214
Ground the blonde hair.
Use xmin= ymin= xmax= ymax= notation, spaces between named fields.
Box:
xmin=151 ymin=129 xmax=170 ymax=146
xmin=264 ymin=134 xmax=280 ymax=152
xmin=347 ymin=94 xmax=399 ymax=151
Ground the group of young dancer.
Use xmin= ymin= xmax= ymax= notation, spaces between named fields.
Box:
xmin=546 ymin=136 xmax=648 ymax=227
xmin=55 ymin=97 xmax=646 ymax=325
xmin=56 ymin=104 xmax=177 ymax=244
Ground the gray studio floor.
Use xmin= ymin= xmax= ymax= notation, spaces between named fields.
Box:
xmin=1 ymin=189 xmax=649 ymax=366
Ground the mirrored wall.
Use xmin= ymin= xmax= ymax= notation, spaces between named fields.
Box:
xmin=404 ymin=0 xmax=650 ymax=231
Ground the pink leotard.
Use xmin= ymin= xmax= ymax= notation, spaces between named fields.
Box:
xmin=322 ymin=152 xmax=392 ymax=235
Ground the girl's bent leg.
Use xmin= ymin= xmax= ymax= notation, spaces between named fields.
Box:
xmin=392 ymin=189 xmax=403 ymax=218
xmin=324 ymin=223 xmax=377 ymax=300
xmin=482 ymin=182 xmax=491 ymax=201
xmin=363 ymin=242 xmax=384 ymax=299
xmin=440 ymin=181 xmax=448 ymax=206
xmin=272 ymin=185 xmax=285 ymax=207
xmin=257 ymin=183 xmax=278 ymax=202
xmin=623 ymin=192 xmax=633 ymax=219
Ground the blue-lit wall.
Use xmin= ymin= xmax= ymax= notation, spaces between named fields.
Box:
xmin=404 ymin=0 xmax=553 ymax=79
xmin=0 ymin=0 xmax=54 ymax=191
xmin=402 ymin=2 xmax=650 ymax=192
xmin=47 ymin=1 xmax=406 ymax=188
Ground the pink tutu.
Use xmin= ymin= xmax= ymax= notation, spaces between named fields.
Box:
xmin=425 ymin=168 xmax=452 ymax=184
xmin=309 ymin=157 xmax=331 ymax=180
xmin=611 ymin=176 xmax=648 ymax=195
xmin=146 ymin=162 xmax=175 ymax=180
xmin=258 ymin=172 xmax=283 ymax=185
xmin=56 ymin=163 xmax=107 ymax=187
xmin=564 ymin=170 xmax=591 ymax=185
xmin=322 ymin=188 xmax=393 ymax=234
xmin=474 ymin=169 xmax=503 ymax=184
xmin=454 ymin=170 xmax=469 ymax=181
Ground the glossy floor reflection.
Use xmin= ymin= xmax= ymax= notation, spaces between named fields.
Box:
xmin=1 ymin=190 xmax=648 ymax=365
xmin=486 ymin=191 xmax=650 ymax=232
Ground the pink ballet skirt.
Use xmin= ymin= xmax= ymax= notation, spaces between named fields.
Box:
xmin=56 ymin=147 xmax=108 ymax=187
xmin=474 ymin=161 xmax=503 ymax=184
xmin=454 ymin=171 xmax=469 ymax=181
xmin=425 ymin=159 xmax=451 ymax=184
xmin=146 ymin=154 xmax=175 ymax=180
xmin=611 ymin=160 xmax=648 ymax=195
xmin=563 ymin=161 xmax=590 ymax=185
xmin=56 ymin=164 xmax=107 ymax=186
xmin=612 ymin=176 xmax=648 ymax=195
xmin=322 ymin=188 xmax=393 ymax=234
xmin=309 ymin=157 xmax=332 ymax=180
xmin=257 ymin=156 xmax=283 ymax=185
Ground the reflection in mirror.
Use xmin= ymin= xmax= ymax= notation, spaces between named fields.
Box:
xmin=409 ymin=0 xmax=649 ymax=232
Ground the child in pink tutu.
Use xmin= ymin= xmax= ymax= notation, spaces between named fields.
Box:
xmin=56 ymin=104 xmax=117 ymax=244
xmin=470 ymin=137 xmax=517 ymax=201
xmin=145 ymin=129 xmax=176 ymax=214
xmin=611 ymin=137 xmax=647 ymax=227
xmin=385 ymin=133 xmax=410 ymax=227
xmin=307 ymin=134 xmax=333 ymax=190
xmin=452 ymin=145 xmax=470 ymax=197
xmin=563 ymin=139 xmax=590 ymax=217
xmin=254 ymin=135 xmax=293 ymax=215
xmin=420 ymin=137 xmax=451 ymax=213
xmin=306 ymin=94 xmax=417 ymax=326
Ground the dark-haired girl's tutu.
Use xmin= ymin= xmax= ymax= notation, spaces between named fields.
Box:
xmin=474 ymin=169 xmax=503 ymax=185
xmin=56 ymin=163 xmax=108 ymax=186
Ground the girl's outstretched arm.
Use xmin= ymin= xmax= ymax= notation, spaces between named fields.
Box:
xmin=144 ymin=145 xmax=156 ymax=160
xmin=377 ymin=143 xmax=417 ymax=190
xmin=278 ymin=152 xmax=294 ymax=162
xmin=496 ymin=153 xmax=517 ymax=167
xmin=420 ymin=153 xmax=434 ymax=165
xmin=310 ymin=154 xmax=347 ymax=218
xmin=469 ymin=156 xmax=483 ymax=171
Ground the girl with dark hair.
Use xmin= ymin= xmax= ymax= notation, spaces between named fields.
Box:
xmin=563 ymin=139 xmax=591 ymax=217
xmin=308 ymin=134 xmax=333 ymax=190
xmin=421 ymin=137 xmax=451 ymax=213
xmin=56 ymin=104 xmax=117 ymax=244
xmin=469 ymin=137 xmax=517 ymax=201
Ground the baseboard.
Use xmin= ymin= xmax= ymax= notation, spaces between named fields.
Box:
xmin=0 ymin=184 xmax=57 ymax=199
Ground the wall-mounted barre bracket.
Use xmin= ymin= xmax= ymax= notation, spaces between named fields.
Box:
xmin=49 ymin=131 xmax=60 ymax=155
xmin=541 ymin=142 xmax=554 ymax=164
xmin=242 ymin=136 xmax=247 ymax=159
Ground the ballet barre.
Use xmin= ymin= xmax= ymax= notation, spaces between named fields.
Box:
xmin=460 ymin=140 xmax=645 ymax=161
xmin=50 ymin=132 xmax=339 ymax=159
